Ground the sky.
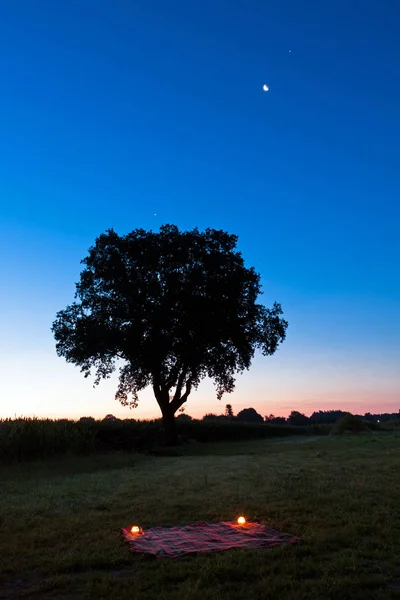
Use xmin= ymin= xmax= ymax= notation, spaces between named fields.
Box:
xmin=0 ymin=0 xmax=399 ymax=421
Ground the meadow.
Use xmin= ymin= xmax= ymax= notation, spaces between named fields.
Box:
xmin=1 ymin=434 xmax=400 ymax=599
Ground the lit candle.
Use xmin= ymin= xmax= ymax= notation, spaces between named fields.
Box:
xmin=131 ymin=525 xmax=141 ymax=534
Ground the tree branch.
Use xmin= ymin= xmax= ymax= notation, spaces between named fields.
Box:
xmin=170 ymin=377 xmax=192 ymax=414
xmin=172 ymin=367 xmax=187 ymax=403
xmin=165 ymin=361 xmax=182 ymax=390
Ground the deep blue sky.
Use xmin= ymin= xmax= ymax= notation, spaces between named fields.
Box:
xmin=1 ymin=0 xmax=399 ymax=419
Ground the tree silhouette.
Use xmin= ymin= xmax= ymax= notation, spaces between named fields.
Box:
xmin=287 ymin=411 xmax=309 ymax=426
xmin=103 ymin=414 xmax=117 ymax=420
xmin=236 ymin=407 xmax=264 ymax=423
xmin=52 ymin=225 xmax=288 ymax=444
xmin=310 ymin=410 xmax=347 ymax=425
xmin=225 ymin=404 xmax=234 ymax=418
xmin=265 ymin=414 xmax=287 ymax=424
xmin=176 ymin=413 xmax=193 ymax=422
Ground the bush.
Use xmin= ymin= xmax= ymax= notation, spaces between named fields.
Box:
xmin=385 ymin=420 xmax=400 ymax=429
xmin=176 ymin=414 xmax=193 ymax=422
xmin=307 ymin=423 xmax=331 ymax=436
xmin=177 ymin=419 xmax=305 ymax=442
xmin=331 ymin=414 xmax=369 ymax=436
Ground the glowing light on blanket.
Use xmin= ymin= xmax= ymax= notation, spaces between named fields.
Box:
xmin=131 ymin=525 xmax=141 ymax=534
xmin=237 ymin=516 xmax=246 ymax=525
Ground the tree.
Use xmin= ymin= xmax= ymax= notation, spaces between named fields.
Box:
xmin=265 ymin=414 xmax=286 ymax=424
xmin=287 ymin=410 xmax=309 ymax=426
xmin=79 ymin=416 xmax=96 ymax=423
xmin=310 ymin=410 xmax=347 ymax=425
xmin=176 ymin=413 xmax=193 ymax=422
xmin=236 ymin=407 xmax=264 ymax=424
xmin=225 ymin=404 xmax=234 ymax=418
xmin=103 ymin=413 xmax=118 ymax=420
xmin=51 ymin=225 xmax=288 ymax=445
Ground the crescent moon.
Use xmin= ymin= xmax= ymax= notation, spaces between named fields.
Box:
xmin=262 ymin=84 xmax=269 ymax=92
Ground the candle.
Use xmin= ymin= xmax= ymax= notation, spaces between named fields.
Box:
xmin=131 ymin=525 xmax=141 ymax=534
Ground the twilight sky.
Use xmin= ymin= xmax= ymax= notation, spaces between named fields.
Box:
xmin=0 ymin=0 xmax=399 ymax=420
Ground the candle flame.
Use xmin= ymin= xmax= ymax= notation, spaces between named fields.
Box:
xmin=131 ymin=525 xmax=140 ymax=534
xmin=237 ymin=516 xmax=246 ymax=525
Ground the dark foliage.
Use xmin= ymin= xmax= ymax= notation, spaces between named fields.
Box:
xmin=2 ymin=411 xmax=398 ymax=464
xmin=176 ymin=413 xmax=193 ymax=422
xmin=264 ymin=414 xmax=287 ymax=424
xmin=202 ymin=413 xmax=225 ymax=421
xmin=331 ymin=413 xmax=369 ymax=435
xmin=177 ymin=420 xmax=305 ymax=443
xmin=363 ymin=411 xmax=400 ymax=423
xmin=309 ymin=410 xmax=348 ymax=425
xmin=103 ymin=414 xmax=118 ymax=421
xmin=287 ymin=411 xmax=309 ymax=426
xmin=236 ymin=407 xmax=264 ymax=424
xmin=0 ymin=417 xmax=323 ymax=464
xmin=225 ymin=404 xmax=234 ymax=418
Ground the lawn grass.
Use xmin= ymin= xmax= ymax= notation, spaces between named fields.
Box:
xmin=0 ymin=435 xmax=399 ymax=599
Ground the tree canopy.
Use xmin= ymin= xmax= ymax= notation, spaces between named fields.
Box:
xmin=287 ymin=411 xmax=309 ymax=427
xmin=51 ymin=224 xmax=288 ymax=443
xmin=236 ymin=407 xmax=264 ymax=424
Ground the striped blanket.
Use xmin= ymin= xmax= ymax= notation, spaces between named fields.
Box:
xmin=121 ymin=520 xmax=299 ymax=558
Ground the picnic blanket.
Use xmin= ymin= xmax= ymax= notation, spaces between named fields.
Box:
xmin=121 ymin=521 xmax=300 ymax=558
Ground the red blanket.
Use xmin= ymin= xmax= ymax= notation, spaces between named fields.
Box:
xmin=121 ymin=521 xmax=300 ymax=558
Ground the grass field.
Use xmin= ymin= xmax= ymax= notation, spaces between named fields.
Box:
xmin=1 ymin=435 xmax=399 ymax=599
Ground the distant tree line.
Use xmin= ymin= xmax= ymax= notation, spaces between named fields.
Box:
xmin=171 ymin=407 xmax=400 ymax=425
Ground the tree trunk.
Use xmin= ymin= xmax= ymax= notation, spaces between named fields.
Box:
xmin=161 ymin=407 xmax=180 ymax=446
